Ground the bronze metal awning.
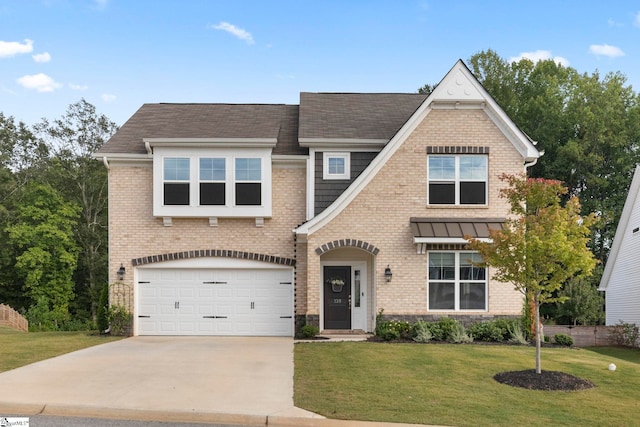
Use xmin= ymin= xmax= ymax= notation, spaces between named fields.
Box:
xmin=410 ymin=217 xmax=505 ymax=243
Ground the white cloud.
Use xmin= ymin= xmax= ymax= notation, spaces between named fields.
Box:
xmin=634 ymin=11 xmax=640 ymax=27
xmin=69 ymin=83 xmax=88 ymax=90
xmin=589 ymin=44 xmax=625 ymax=58
xmin=608 ymin=18 xmax=623 ymax=27
xmin=32 ymin=52 xmax=51 ymax=63
xmin=211 ymin=22 xmax=254 ymax=45
xmin=509 ymin=50 xmax=570 ymax=67
xmin=94 ymin=0 xmax=108 ymax=10
xmin=16 ymin=73 xmax=62 ymax=92
xmin=101 ymin=93 xmax=116 ymax=102
xmin=0 ymin=39 xmax=34 ymax=58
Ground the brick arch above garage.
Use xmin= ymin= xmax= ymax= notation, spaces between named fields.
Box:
xmin=314 ymin=239 xmax=380 ymax=256
xmin=132 ymin=249 xmax=296 ymax=267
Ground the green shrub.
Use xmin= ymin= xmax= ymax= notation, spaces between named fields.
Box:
xmin=107 ymin=305 xmax=132 ymax=336
xmin=413 ymin=320 xmax=433 ymax=343
xmin=450 ymin=322 xmax=473 ymax=343
xmin=426 ymin=317 xmax=461 ymax=342
xmin=300 ymin=324 xmax=319 ymax=338
xmin=554 ymin=333 xmax=574 ymax=346
xmin=507 ymin=322 xmax=529 ymax=345
xmin=374 ymin=310 xmax=414 ymax=341
xmin=469 ymin=321 xmax=504 ymax=342
xmin=610 ymin=321 xmax=640 ymax=348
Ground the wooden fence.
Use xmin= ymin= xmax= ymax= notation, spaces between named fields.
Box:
xmin=0 ymin=304 xmax=28 ymax=332
xmin=544 ymin=325 xmax=614 ymax=347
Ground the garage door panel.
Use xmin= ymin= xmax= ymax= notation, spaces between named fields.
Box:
xmin=137 ymin=267 xmax=293 ymax=336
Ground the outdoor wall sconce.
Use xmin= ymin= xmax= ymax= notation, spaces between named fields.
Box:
xmin=384 ymin=265 xmax=393 ymax=282
xmin=117 ymin=264 xmax=126 ymax=281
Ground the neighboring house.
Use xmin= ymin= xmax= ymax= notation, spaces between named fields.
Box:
xmin=599 ymin=165 xmax=640 ymax=326
xmin=94 ymin=60 xmax=541 ymax=336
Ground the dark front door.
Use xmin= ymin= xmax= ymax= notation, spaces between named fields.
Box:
xmin=324 ymin=266 xmax=351 ymax=330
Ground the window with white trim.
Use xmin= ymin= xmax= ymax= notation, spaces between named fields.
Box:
xmin=428 ymin=252 xmax=486 ymax=310
xmin=163 ymin=157 xmax=190 ymax=205
xmin=153 ymin=147 xmax=272 ymax=218
xmin=428 ymin=155 xmax=487 ymax=205
xmin=199 ymin=157 xmax=226 ymax=205
xmin=235 ymin=157 xmax=262 ymax=205
xmin=323 ymin=152 xmax=350 ymax=180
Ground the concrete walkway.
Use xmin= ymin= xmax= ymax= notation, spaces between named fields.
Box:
xmin=0 ymin=336 xmax=438 ymax=426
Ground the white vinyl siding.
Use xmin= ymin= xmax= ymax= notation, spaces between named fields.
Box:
xmin=605 ymin=195 xmax=640 ymax=326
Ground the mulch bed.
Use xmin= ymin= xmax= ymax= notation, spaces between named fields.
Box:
xmin=494 ymin=369 xmax=595 ymax=391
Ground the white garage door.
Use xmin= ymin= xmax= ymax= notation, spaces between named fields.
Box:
xmin=137 ymin=268 xmax=293 ymax=336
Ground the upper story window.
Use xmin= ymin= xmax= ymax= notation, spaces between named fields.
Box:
xmin=428 ymin=155 xmax=487 ymax=205
xmin=163 ymin=158 xmax=190 ymax=205
xmin=235 ymin=158 xmax=262 ymax=205
xmin=199 ymin=158 xmax=225 ymax=206
xmin=323 ymin=152 xmax=350 ymax=180
xmin=153 ymin=147 xmax=272 ymax=218
xmin=428 ymin=251 xmax=486 ymax=311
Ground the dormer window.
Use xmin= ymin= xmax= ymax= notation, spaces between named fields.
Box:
xmin=323 ymin=152 xmax=350 ymax=180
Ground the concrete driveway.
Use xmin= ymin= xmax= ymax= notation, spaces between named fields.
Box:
xmin=0 ymin=336 xmax=321 ymax=425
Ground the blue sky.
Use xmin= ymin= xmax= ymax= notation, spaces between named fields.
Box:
xmin=1 ymin=0 xmax=639 ymax=127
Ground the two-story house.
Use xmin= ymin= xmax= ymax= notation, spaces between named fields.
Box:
xmin=94 ymin=60 xmax=541 ymax=336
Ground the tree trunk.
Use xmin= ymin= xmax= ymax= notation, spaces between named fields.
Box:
xmin=535 ymin=297 xmax=542 ymax=374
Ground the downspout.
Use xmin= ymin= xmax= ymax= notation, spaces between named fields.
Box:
xmin=102 ymin=156 xmax=110 ymax=170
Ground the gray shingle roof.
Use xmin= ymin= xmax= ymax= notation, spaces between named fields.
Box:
xmin=299 ymin=93 xmax=428 ymax=140
xmin=96 ymin=103 xmax=304 ymax=155
xmin=96 ymin=93 xmax=429 ymax=155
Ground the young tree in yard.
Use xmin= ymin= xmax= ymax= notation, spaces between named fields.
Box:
xmin=6 ymin=182 xmax=80 ymax=325
xmin=468 ymin=175 xmax=598 ymax=374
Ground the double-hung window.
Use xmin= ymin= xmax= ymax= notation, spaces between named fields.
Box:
xmin=428 ymin=252 xmax=486 ymax=310
xmin=428 ymin=155 xmax=487 ymax=205
xmin=235 ymin=157 xmax=262 ymax=205
xmin=199 ymin=158 xmax=226 ymax=205
xmin=163 ymin=157 xmax=190 ymax=205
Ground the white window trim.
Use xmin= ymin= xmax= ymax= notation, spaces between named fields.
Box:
xmin=427 ymin=251 xmax=488 ymax=312
xmin=427 ymin=154 xmax=488 ymax=206
xmin=153 ymin=147 xmax=272 ymax=218
xmin=323 ymin=152 xmax=351 ymax=180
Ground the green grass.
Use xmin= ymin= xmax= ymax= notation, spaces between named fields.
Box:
xmin=295 ymin=342 xmax=640 ymax=426
xmin=0 ymin=325 xmax=123 ymax=372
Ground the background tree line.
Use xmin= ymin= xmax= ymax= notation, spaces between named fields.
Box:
xmin=1 ymin=50 xmax=638 ymax=330
xmin=0 ymin=100 xmax=117 ymax=330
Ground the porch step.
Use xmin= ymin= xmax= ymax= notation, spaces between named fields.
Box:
xmin=321 ymin=329 xmax=367 ymax=335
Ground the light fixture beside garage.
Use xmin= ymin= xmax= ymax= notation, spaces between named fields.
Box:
xmin=117 ymin=264 xmax=126 ymax=281
xmin=384 ymin=265 xmax=392 ymax=282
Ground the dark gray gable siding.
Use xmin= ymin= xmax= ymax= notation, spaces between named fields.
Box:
xmin=314 ymin=151 xmax=378 ymax=216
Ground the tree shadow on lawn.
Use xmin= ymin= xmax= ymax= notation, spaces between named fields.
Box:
xmin=584 ymin=346 xmax=640 ymax=365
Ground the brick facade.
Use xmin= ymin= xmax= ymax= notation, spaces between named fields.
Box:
xmin=302 ymin=109 xmax=525 ymax=325
xmin=107 ymin=163 xmax=306 ymax=312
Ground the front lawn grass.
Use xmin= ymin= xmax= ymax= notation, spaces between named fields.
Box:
xmin=295 ymin=342 xmax=640 ymax=427
xmin=0 ymin=325 xmax=123 ymax=372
